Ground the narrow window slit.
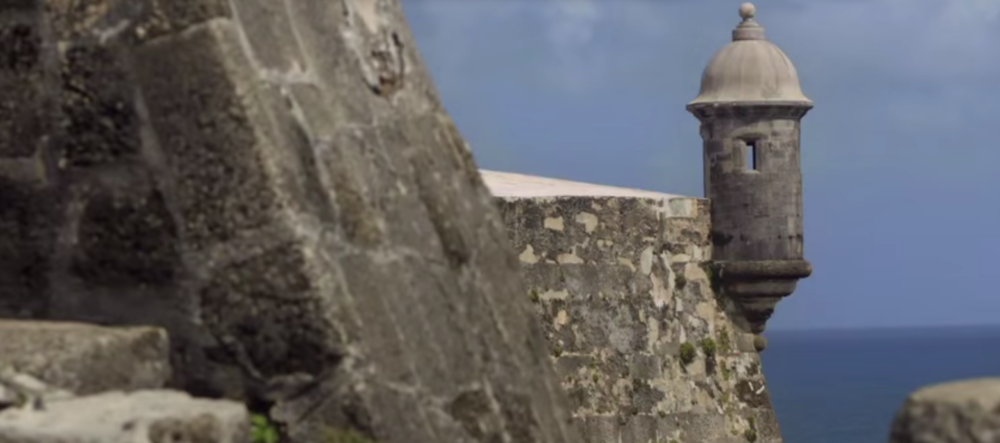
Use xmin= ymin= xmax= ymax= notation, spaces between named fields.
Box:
xmin=745 ymin=140 xmax=758 ymax=171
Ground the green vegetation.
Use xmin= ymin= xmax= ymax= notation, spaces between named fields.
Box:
xmin=529 ymin=289 xmax=540 ymax=303
xmin=551 ymin=344 xmax=563 ymax=357
xmin=700 ymin=338 xmax=717 ymax=357
xmin=702 ymin=262 xmax=722 ymax=294
xmin=717 ymin=328 xmax=732 ymax=353
xmin=744 ymin=417 xmax=758 ymax=442
xmin=674 ymin=273 xmax=687 ymax=290
xmin=323 ymin=427 xmax=379 ymax=443
xmin=679 ymin=342 xmax=696 ymax=365
xmin=251 ymin=414 xmax=280 ymax=443
xmin=721 ymin=364 xmax=732 ymax=381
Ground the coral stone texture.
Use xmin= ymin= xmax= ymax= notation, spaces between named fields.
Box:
xmin=0 ymin=1 xmax=577 ymax=442
xmin=484 ymin=170 xmax=782 ymax=443
xmin=889 ymin=378 xmax=1000 ymax=443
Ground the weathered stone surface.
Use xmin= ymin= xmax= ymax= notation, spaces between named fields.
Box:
xmin=0 ymin=390 xmax=249 ymax=443
xmin=0 ymin=320 xmax=170 ymax=395
xmin=0 ymin=1 xmax=577 ymax=442
xmin=484 ymin=170 xmax=781 ymax=443
xmin=0 ymin=369 xmax=73 ymax=411
xmin=889 ymin=378 xmax=1000 ymax=443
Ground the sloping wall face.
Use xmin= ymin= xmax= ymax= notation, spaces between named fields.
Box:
xmin=0 ymin=2 xmax=580 ymax=442
xmin=496 ymin=195 xmax=783 ymax=443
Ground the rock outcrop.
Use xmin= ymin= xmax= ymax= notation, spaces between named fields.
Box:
xmin=0 ymin=320 xmax=249 ymax=443
xmin=0 ymin=390 xmax=250 ymax=443
xmin=0 ymin=320 xmax=170 ymax=395
xmin=889 ymin=378 xmax=1000 ymax=443
xmin=0 ymin=1 xmax=577 ymax=442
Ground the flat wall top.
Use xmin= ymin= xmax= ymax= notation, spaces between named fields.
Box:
xmin=480 ymin=170 xmax=688 ymax=200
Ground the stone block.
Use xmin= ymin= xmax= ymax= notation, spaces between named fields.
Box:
xmin=582 ymin=416 xmax=619 ymax=443
xmin=0 ymin=12 xmax=45 ymax=159
xmin=620 ymin=414 xmax=656 ymax=443
xmin=58 ymin=43 xmax=142 ymax=168
xmin=132 ymin=19 xmax=282 ymax=250
xmin=630 ymin=353 xmax=663 ymax=380
xmin=70 ymin=186 xmax=179 ymax=287
xmin=0 ymin=178 xmax=56 ymax=319
xmin=0 ymin=390 xmax=248 ymax=443
xmin=889 ymin=378 xmax=1000 ymax=443
xmin=0 ymin=320 xmax=170 ymax=395
xmin=735 ymin=332 xmax=758 ymax=352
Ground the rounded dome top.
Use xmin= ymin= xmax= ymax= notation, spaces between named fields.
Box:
xmin=688 ymin=3 xmax=812 ymax=108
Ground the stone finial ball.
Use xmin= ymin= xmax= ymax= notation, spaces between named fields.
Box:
xmin=739 ymin=2 xmax=756 ymax=19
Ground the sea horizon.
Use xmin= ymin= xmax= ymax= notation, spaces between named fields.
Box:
xmin=767 ymin=322 xmax=1000 ymax=334
xmin=762 ymin=323 xmax=1000 ymax=443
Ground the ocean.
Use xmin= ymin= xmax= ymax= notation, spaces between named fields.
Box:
xmin=762 ymin=325 xmax=1000 ymax=443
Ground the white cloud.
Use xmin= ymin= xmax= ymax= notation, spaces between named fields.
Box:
xmin=537 ymin=0 xmax=604 ymax=92
xmin=405 ymin=0 xmax=1000 ymax=93
xmin=401 ymin=1 xmax=527 ymax=91
xmin=403 ymin=0 xmax=686 ymax=94
xmin=543 ymin=0 xmax=600 ymax=49
xmin=771 ymin=0 xmax=1000 ymax=81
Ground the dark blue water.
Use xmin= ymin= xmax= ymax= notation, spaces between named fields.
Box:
xmin=762 ymin=325 xmax=1000 ymax=443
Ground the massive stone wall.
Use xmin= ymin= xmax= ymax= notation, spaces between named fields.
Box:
xmin=0 ymin=1 xmax=578 ymax=442
xmin=484 ymin=170 xmax=782 ymax=443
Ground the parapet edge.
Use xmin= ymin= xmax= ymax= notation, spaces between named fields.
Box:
xmin=481 ymin=170 xmax=706 ymax=219
xmin=481 ymin=170 xmax=700 ymax=199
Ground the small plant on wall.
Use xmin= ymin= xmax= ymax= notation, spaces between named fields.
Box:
xmin=717 ymin=327 xmax=733 ymax=353
xmin=700 ymin=338 xmax=717 ymax=357
xmin=679 ymin=342 xmax=696 ymax=365
xmin=701 ymin=337 xmax=718 ymax=373
xmin=744 ymin=416 xmax=758 ymax=442
xmin=251 ymin=413 xmax=280 ymax=443
xmin=701 ymin=262 xmax=722 ymax=294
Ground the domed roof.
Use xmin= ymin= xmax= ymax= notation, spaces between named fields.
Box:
xmin=688 ymin=3 xmax=812 ymax=108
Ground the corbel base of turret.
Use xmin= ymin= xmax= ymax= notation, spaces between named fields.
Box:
xmin=713 ymin=259 xmax=812 ymax=352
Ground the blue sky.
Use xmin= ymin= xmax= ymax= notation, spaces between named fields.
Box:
xmin=401 ymin=0 xmax=1000 ymax=330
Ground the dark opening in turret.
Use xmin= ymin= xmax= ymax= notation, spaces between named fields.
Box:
xmin=745 ymin=140 xmax=758 ymax=171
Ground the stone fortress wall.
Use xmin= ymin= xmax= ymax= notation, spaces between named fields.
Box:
xmin=0 ymin=0 xmax=579 ymax=442
xmin=484 ymin=171 xmax=781 ymax=443
xmin=0 ymin=1 xmax=997 ymax=442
